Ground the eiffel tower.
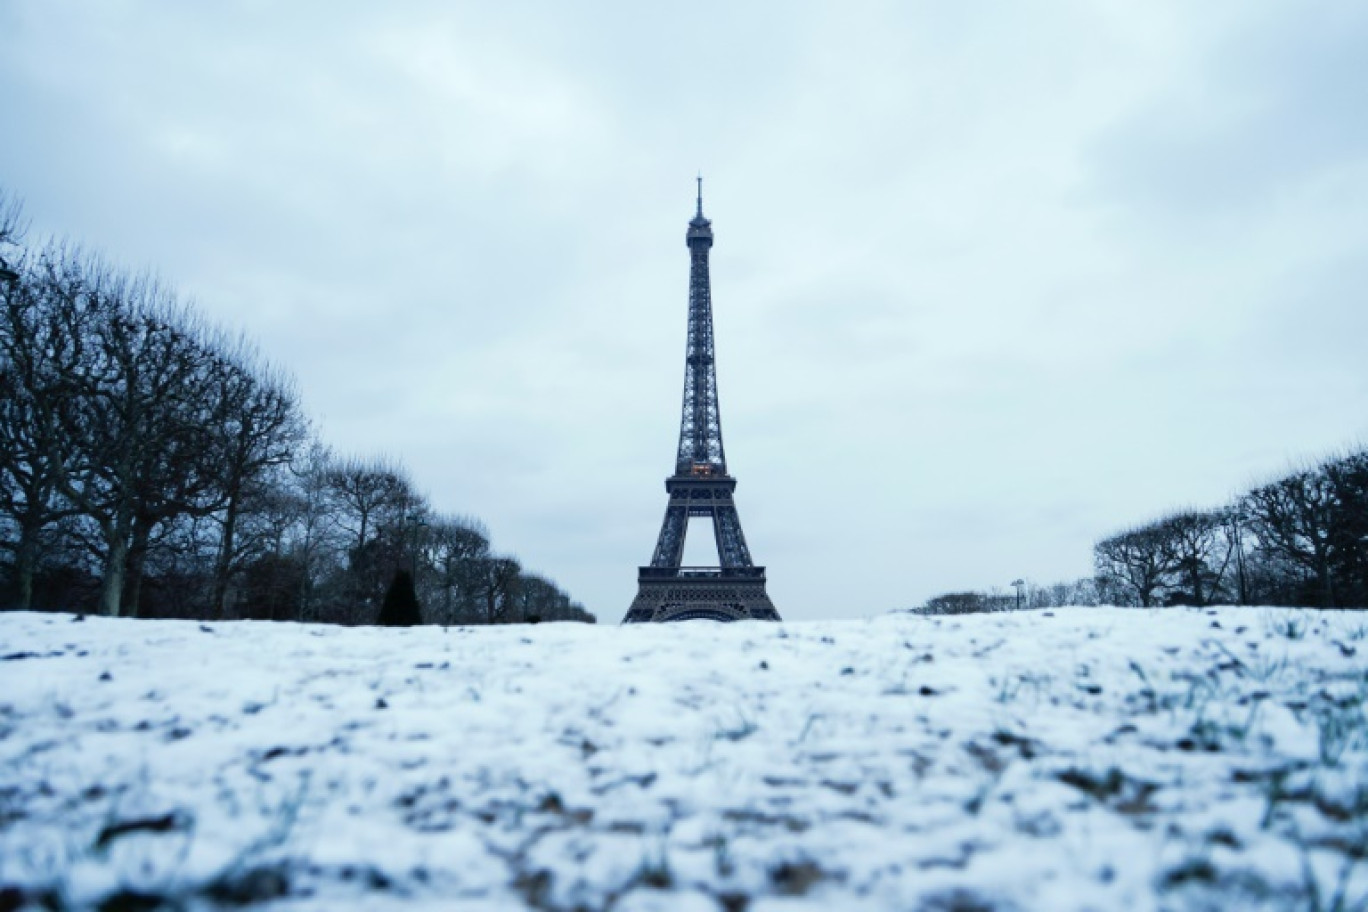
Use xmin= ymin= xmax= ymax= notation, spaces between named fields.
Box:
xmin=623 ymin=180 xmax=782 ymax=623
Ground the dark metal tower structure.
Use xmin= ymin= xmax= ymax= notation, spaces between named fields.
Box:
xmin=623 ymin=180 xmax=781 ymax=623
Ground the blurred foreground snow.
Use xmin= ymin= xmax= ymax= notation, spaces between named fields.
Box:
xmin=1 ymin=606 xmax=1366 ymax=911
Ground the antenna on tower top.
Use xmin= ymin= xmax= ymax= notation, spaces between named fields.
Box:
xmin=696 ymin=174 xmax=703 ymax=216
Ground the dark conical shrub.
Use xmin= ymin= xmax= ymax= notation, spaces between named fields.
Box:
xmin=378 ymin=569 xmax=422 ymax=627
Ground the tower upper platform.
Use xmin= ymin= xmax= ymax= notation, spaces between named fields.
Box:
xmin=687 ymin=176 xmax=713 ymax=248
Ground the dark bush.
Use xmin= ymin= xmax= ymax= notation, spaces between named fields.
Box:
xmin=377 ymin=569 xmax=421 ymax=627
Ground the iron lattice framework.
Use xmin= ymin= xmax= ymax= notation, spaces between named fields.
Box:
xmin=623 ymin=181 xmax=781 ymax=623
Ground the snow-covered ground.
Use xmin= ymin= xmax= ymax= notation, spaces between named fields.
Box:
xmin=1 ymin=606 xmax=1366 ymax=911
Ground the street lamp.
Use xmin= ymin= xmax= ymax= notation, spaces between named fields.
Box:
xmin=1011 ymin=579 xmax=1025 ymax=611
xmin=408 ymin=509 xmax=429 ymax=576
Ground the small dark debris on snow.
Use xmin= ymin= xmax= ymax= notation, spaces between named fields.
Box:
xmin=1161 ymin=858 xmax=1218 ymax=888
xmin=198 ymin=624 xmax=213 ymax=633
xmin=95 ymin=888 xmax=169 ymax=912
xmin=1 ymin=885 xmax=57 ymax=912
xmin=991 ymin=729 xmax=1040 ymax=759
xmin=840 ymin=666 xmax=854 ymax=675
xmin=375 ymin=698 xmax=388 ymax=710
xmin=919 ymin=685 xmax=938 ymax=696
xmin=717 ymin=891 xmax=750 ymax=912
xmin=205 ymin=863 xmax=291 ymax=906
xmin=260 ymin=746 xmax=307 ymax=762
xmin=759 ymin=660 xmax=769 ymax=670
xmin=769 ymin=859 xmax=826 ymax=895
xmin=99 ymin=671 xmax=113 ymax=682
xmin=94 ymin=811 xmax=187 ymax=850
xmin=72 ymin=613 xmax=86 ymax=622
xmin=918 ymin=888 xmax=1009 ymax=912
xmin=513 ymin=869 xmax=553 ymax=907
xmin=1206 ymin=827 xmax=1241 ymax=849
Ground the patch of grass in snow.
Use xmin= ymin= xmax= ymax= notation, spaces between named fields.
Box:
xmin=1267 ymin=610 xmax=1309 ymax=641
xmin=712 ymin=709 xmax=758 ymax=742
xmin=1179 ymin=698 xmax=1266 ymax=753
xmin=1313 ymin=693 xmax=1367 ymax=767
xmin=629 ymin=846 xmax=675 ymax=891
xmin=1300 ymin=849 xmax=1368 ymax=912
xmin=1245 ymin=651 xmax=1293 ymax=685
xmin=992 ymin=671 xmax=1054 ymax=706
xmin=1056 ymin=766 xmax=1160 ymax=816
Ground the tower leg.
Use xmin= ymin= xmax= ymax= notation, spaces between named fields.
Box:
xmin=649 ymin=505 xmax=689 ymax=568
xmin=712 ymin=505 xmax=753 ymax=569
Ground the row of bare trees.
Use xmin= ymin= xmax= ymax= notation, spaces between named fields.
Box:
xmin=913 ymin=578 xmax=1104 ymax=615
xmin=0 ymin=189 xmax=592 ymax=624
xmin=915 ymin=448 xmax=1366 ymax=614
xmin=1094 ymin=450 xmax=1368 ymax=608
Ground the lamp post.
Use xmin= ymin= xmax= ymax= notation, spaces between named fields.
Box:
xmin=408 ymin=508 xmax=428 ymax=577
xmin=1011 ymin=579 xmax=1025 ymax=611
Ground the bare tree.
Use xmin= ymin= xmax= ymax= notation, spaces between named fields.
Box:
xmin=326 ymin=456 xmax=415 ymax=618
xmin=0 ymin=186 xmax=26 ymax=278
xmin=285 ymin=440 xmax=339 ymax=621
xmin=1 ymin=249 xmax=82 ymax=609
xmin=32 ymin=254 xmax=233 ymax=616
xmin=1094 ymin=525 xmax=1178 ymax=607
xmin=1325 ymin=450 xmax=1368 ymax=606
xmin=1244 ymin=466 xmax=1341 ymax=608
xmin=207 ymin=353 xmax=305 ymax=618
xmin=478 ymin=556 xmax=522 ymax=624
xmin=1155 ymin=510 xmax=1232 ymax=606
xmin=423 ymin=514 xmax=490 ymax=623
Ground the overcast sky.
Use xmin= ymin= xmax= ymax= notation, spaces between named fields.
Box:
xmin=2 ymin=2 xmax=1366 ymax=621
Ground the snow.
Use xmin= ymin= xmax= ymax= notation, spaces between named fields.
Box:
xmin=1 ymin=605 xmax=1366 ymax=911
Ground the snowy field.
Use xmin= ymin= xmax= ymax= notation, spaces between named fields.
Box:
xmin=1 ymin=606 xmax=1366 ymax=912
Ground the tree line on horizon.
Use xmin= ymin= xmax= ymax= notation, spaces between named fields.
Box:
xmin=0 ymin=189 xmax=592 ymax=625
xmin=917 ymin=448 xmax=1368 ymax=614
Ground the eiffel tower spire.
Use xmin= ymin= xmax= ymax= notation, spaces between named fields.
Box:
xmin=623 ymin=181 xmax=782 ymax=624
xmin=676 ymin=175 xmax=726 ymax=475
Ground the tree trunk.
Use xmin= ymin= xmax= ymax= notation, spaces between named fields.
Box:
xmin=212 ymin=492 xmax=240 ymax=619
xmin=1188 ymin=561 xmax=1205 ymax=607
xmin=12 ymin=522 xmax=40 ymax=612
xmin=124 ymin=518 xmax=151 ymax=619
xmin=1315 ymin=547 xmax=1335 ymax=608
xmin=100 ymin=535 xmax=128 ymax=617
